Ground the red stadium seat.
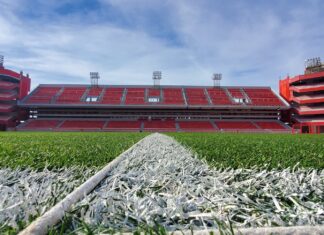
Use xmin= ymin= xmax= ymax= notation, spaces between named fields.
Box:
xmin=20 ymin=119 xmax=60 ymax=129
xmin=162 ymin=88 xmax=184 ymax=105
xmin=228 ymin=88 xmax=245 ymax=99
xmin=207 ymin=88 xmax=233 ymax=105
xmin=104 ymin=120 xmax=142 ymax=131
xmin=244 ymin=88 xmax=283 ymax=106
xmin=143 ymin=120 xmax=176 ymax=132
xmin=26 ymin=86 xmax=61 ymax=104
xmin=178 ymin=121 xmax=215 ymax=131
xmin=56 ymin=87 xmax=87 ymax=104
xmin=185 ymin=88 xmax=209 ymax=105
xmin=215 ymin=120 xmax=257 ymax=129
xmin=88 ymin=87 xmax=103 ymax=96
xmin=58 ymin=120 xmax=105 ymax=129
xmin=101 ymin=88 xmax=124 ymax=104
xmin=254 ymin=121 xmax=286 ymax=130
xmin=148 ymin=88 xmax=161 ymax=97
xmin=125 ymin=88 xmax=146 ymax=105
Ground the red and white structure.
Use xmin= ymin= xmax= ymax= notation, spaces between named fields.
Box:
xmin=0 ymin=56 xmax=295 ymax=133
xmin=280 ymin=57 xmax=324 ymax=134
xmin=17 ymin=74 xmax=290 ymax=132
xmin=0 ymin=56 xmax=31 ymax=130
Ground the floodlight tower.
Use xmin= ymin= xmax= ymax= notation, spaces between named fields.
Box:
xmin=304 ymin=57 xmax=323 ymax=74
xmin=212 ymin=73 xmax=222 ymax=87
xmin=305 ymin=57 xmax=321 ymax=68
xmin=90 ymin=72 xmax=100 ymax=87
xmin=153 ymin=71 xmax=162 ymax=87
xmin=0 ymin=55 xmax=4 ymax=69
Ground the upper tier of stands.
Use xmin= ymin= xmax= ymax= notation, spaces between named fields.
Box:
xmin=56 ymin=87 xmax=87 ymax=104
xmin=228 ymin=88 xmax=245 ymax=99
xmin=244 ymin=88 xmax=284 ymax=106
xmin=25 ymin=87 xmax=61 ymax=104
xmin=125 ymin=88 xmax=146 ymax=105
xmin=162 ymin=88 xmax=184 ymax=105
xmin=207 ymin=87 xmax=233 ymax=105
xmin=22 ymin=85 xmax=287 ymax=108
xmin=88 ymin=87 xmax=103 ymax=97
xmin=148 ymin=88 xmax=161 ymax=97
xmin=185 ymin=88 xmax=209 ymax=105
xmin=101 ymin=88 xmax=124 ymax=104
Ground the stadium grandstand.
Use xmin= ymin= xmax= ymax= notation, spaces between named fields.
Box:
xmin=5 ymin=54 xmax=324 ymax=133
xmin=280 ymin=57 xmax=324 ymax=134
xmin=15 ymin=68 xmax=291 ymax=133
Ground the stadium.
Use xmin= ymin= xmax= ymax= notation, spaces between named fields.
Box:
xmin=1 ymin=55 xmax=324 ymax=234
xmin=2 ymin=55 xmax=324 ymax=134
xmin=1 ymin=0 xmax=324 ymax=233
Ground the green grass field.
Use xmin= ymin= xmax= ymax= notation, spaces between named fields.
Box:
xmin=0 ymin=132 xmax=323 ymax=169
xmin=1 ymin=132 xmax=323 ymax=234
xmin=168 ymin=133 xmax=324 ymax=169
xmin=0 ymin=132 xmax=148 ymax=169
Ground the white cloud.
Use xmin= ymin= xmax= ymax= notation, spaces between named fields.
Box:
xmin=0 ymin=0 xmax=323 ymax=91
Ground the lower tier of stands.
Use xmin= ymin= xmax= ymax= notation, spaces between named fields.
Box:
xmin=215 ymin=120 xmax=257 ymax=129
xmin=22 ymin=119 xmax=60 ymax=129
xmin=178 ymin=121 xmax=215 ymax=132
xmin=0 ymin=115 xmax=15 ymax=125
xmin=104 ymin=120 xmax=142 ymax=131
xmin=17 ymin=119 xmax=291 ymax=133
xmin=60 ymin=120 xmax=105 ymax=129
xmin=143 ymin=120 xmax=176 ymax=131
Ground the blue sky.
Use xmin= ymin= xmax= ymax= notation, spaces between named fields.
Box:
xmin=0 ymin=0 xmax=323 ymax=91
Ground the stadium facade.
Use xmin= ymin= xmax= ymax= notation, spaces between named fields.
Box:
xmin=0 ymin=56 xmax=30 ymax=130
xmin=280 ymin=57 xmax=324 ymax=134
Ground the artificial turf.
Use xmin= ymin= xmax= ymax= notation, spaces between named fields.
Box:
xmin=168 ymin=133 xmax=324 ymax=169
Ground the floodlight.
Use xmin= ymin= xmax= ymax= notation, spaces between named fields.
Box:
xmin=0 ymin=55 xmax=3 ymax=67
xmin=212 ymin=73 xmax=222 ymax=87
xmin=90 ymin=72 xmax=100 ymax=87
xmin=153 ymin=71 xmax=162 ymax=86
